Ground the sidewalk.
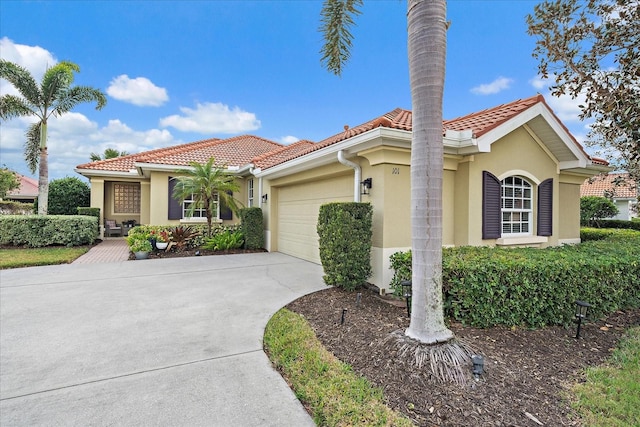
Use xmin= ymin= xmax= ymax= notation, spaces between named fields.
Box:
xmin=72 ymin=238 xmax=129 ymax=264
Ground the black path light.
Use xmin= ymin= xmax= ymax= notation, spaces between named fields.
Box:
xmin=401 ymin=280 xmax=412 ymax=317
xmin=574 ymin=300 xmax=592 ymax=339
xmin=471 ymin=355 xmax=484 ymax=377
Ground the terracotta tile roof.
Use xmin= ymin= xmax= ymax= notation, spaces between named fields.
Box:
xmin=256 ymin=109 xmax=414 ymax=169
xmin=76 ymin=136 xmax=282 ymax=172
xmin=580 ymin=173 xmax=637 ymax=199
xmin=75 ymin=95 xmax=607 ymax=175
xmin=443 ymin=94 xmax=543 ymax=137
xmin=258 ymin=94 xmax=596 ymax=170
xmin=252 ymin=140 xmax=316 ymax=170
xmin=7 ymin=173 xmax=38 ymax=199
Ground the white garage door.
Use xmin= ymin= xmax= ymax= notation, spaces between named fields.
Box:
xmin=277 ymin=175 xmax=353 ymax=263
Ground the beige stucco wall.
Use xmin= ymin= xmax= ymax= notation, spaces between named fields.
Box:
xmin=460 ymin=127 xmax=562 ymax=247
xmin=559 ymin=173 xmax=587 ymax=243
xmin=145 ymin=170 xmax=247 ymax=226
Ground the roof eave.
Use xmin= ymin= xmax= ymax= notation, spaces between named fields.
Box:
xmin=255 ymin=127 xmax=411 ymax=179
xmin=74 ymin=168 xmax=141 ymax=179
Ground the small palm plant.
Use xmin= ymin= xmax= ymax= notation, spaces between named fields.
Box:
xmin=172 ymin=158 xmax=241 ymax=237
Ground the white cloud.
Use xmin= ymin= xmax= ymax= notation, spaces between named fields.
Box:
xmin=106 ymin=74 xmax=169 ymax=107
xmin=528 ymin=75 xmax=586 ymax=123
xmin=529 ymin=76 xmax=547 ymax=90
xmin=0 ymin=37 xmax=58 ymax=98
xmin=279 ymin=135 xmax=299 ymax=145
xmin=470 ymin=76 xmax=514 ymax=95
xmin=160 ymin=102 xmax=261 ymax=134
xmin=0 ymin=113 xmax=177 ymax=180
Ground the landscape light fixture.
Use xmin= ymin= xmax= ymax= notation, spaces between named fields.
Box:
xmin=401 ymin=280 xmax=412 ymax=318
xmin=360 ymin=178 xmax=373 ymax=195
xmin=574 ymin=300 xmax=591 ymax=339
xmin=471 ymin=355 xmax=484 ymax=377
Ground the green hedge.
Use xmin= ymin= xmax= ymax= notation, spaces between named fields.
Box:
xmin=317 ymin=202 xmax=372 ymax=291
xmin=0 ymin=215 xmax=98 ymax=247
xmin=239 ymin=207 xmax=264 ymax=249
xmin=593 ymin=219 xmax=640 ymax=231
xmin=0 ymin=200 xmax=35 ymax=215
xmin=77 ymin=207 xmax=100 ymax=236
xmin=389 ymin=233 xmax=640 ymax=328
xmin=580 ymin=227 xmax=640 ymax=241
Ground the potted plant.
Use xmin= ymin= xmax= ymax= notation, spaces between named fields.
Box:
xmin=127 ymin=235 xmax=153 ymax=260
xmin=155 ymin=230 xmax=170 ymax=250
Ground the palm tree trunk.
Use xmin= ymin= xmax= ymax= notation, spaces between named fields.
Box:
xmin=37 ymin=121 xmax=49 ymax=215
xmin=405 ymin=0 xmax=453 ymax=344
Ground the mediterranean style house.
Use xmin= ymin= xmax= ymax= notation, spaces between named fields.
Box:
xmin=580 ymin=173 xmax=638 ymax=221
xmin=76 ymin=95 xmax=609 ymax=290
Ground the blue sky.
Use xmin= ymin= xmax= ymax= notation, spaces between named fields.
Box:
xmin=1 ymin=0 xmax=591 ymax=181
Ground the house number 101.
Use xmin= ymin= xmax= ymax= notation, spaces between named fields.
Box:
xmin=392 ymin=168 xmax=400 ymax=175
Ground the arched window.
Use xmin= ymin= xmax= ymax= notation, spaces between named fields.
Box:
xmin=501 ymin=176 xmax=532 ymax=235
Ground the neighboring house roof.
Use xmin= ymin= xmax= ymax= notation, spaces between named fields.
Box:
xmin=6 ymin=173 xmax=38 ymax=201
xmin=581 ymin=173 xmax=638 ymax=200
xmin=76 ymin=135 xmax=283 ymax=176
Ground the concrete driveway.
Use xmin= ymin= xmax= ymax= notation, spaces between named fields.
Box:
xmin=0 ymin=253 xmax=326 ymax=426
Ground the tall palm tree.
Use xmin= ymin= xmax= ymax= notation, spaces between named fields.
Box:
xmin=0 ymin=60 xmax=107 ymax=214
xmin=321 ymin=0 xmax=454 ymax=344
xmin=172 ymin=158 xmax=241 ymax=236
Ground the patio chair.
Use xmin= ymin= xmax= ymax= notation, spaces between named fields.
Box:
xmin=105 ymin=219 xmax=122 ymax=237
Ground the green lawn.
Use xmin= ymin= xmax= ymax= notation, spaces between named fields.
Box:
xmin=264 ymin=308 xmax=413 ymax=427
xmin=573 ymin=327 xmax=640 ymax=427
xmin=0 ymin=247 xmax=89 ymax=269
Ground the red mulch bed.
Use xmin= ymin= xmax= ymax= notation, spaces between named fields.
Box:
xmin=286 ymin=286 xmax=640 ymax=426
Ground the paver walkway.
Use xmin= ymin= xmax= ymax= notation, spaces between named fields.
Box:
xmin=72 ymin=238 xmax=129 ymax=264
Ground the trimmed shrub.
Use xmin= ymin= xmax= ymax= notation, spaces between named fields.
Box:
xmin=239 ymin=207 xmax=264 ymax=249
xmin=593 ymin=219 xmax=640 ymax=231
xmin=389 ymin=250 xmax=412 ymax=296
xmin=0 ymin=200 xmax=35 ymax=215
xmin=77 ymin=207 xmax=100 ymax=236
xmin=581 ymin=227 xmax=640 ymax=241
xmin=46 ymin=177 xmax=90 ymax=215
xmin=317 ymin=202 xmax=372 ymax=291
xmin=0 ymin=215 xmax=98 ymax=247
xmin=389 ymin=233 xmax=640 ymax=328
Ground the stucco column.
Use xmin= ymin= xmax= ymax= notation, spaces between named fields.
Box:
xmin=140 ymin=181 xmax=151 ymax=225
xmin=90 ymin=178 xmax=105 ymax=238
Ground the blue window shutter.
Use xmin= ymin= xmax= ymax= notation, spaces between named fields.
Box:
xmin=168 ymin=177 xmax=182 ymax=220
xmin=537 ymin=178 xmax=553 ymax=236
xmin=482 ymin=171 xmax=501 ymax=239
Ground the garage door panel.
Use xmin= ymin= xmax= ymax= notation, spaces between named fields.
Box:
xmin=277 ymin=176 xmax=353 ymax=263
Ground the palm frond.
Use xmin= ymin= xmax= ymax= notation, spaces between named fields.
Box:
xmin=25 ymin=122 xmax=41 ymax=174
xmin=320 ymin=0 xmax=363 ymax=76
xmin=41 ymin=61 xmax=78 ymax=100
xmin=53 ymin=86 xmax=107 ymax=116
xmin=0 ymin=94 xmax=37 ymax=121
xmin=0 ymin=60 xmax=41 ymax=108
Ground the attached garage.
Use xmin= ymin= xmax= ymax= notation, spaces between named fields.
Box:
xmin=276 ymin=174 xmax=354 ymax=263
